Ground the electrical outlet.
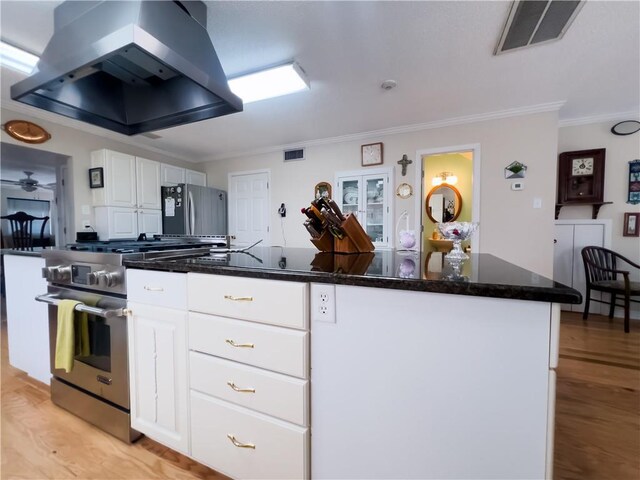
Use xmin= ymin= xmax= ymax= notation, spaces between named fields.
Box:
xmin=83 ymin=221 xmax=91 ymax=229
xmin=311 ymin=283 xmax=336 ymax=323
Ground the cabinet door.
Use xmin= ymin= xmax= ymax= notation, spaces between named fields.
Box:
xmin=161 ymin=164 xmax=186 ymax=186
xmin=136 ymin=157 xmax=162 ymax=210
xmin=94 ymin=207 xmax=137 ymax=240
xmin=337 ymin=176 xmax=361 ymax=219
xmin=186 ymin=169 xmax=207 ymax=186
xmin=553 ymin=224 xmax=574 ymax=311
xmin=128 ymin=302 xmax=189 ymax=454
xmin=363 ymin=174 xmax=389 ymax=247
xmin=137 ymin=209 xmax=162 ymax=236
xmin=105 ymin=150 xmax=137 ymax=207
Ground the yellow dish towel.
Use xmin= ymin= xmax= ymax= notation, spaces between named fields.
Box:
xmin=55 ymin=300 xmax=82 ymax=373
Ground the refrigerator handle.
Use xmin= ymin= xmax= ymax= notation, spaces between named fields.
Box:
xmin=188 ymin=190 xmax=195 ymax=235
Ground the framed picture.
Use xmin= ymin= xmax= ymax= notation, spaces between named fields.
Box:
xmin=361 ymin=142 xmax=383 ymax=167
xmin=89 ymin=167 xmax=104 ymax=189
xmin=623 ymin=212 xmax=639 ymax=237
xmin=315 ymin=181 xmax=332 ymax=200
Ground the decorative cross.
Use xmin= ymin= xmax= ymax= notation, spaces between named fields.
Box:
xmin=397 ymin=154 xmax=413 ymax=176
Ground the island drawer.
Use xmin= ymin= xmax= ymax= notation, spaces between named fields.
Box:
xmin=191 ymin=391 xmax=309 ymax=480
xmin=190 ymin=352 xmax=308 ymax=426
xmin=127 ymin=270 xmax=187 ymax=310
xmin=188 ymin=273 xmax=309 ymax=330
xmin=189 ymin=312 xmax=309 ymax=379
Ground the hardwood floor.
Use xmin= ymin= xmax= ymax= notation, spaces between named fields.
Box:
xmin=1 ymin=309 xmax=638 ymax=479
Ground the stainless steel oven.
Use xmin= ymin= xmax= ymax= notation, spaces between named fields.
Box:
xmin=38 ymin=250 xmax=142 ymax=443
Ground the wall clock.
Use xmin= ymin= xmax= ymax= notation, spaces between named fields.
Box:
xmin=2 ymin=120 xmax=51 ymax=144
xmin=557 ymin=148 xmax=605 ymax=204
xmin=361 ymin=142 xmax=383 ymax=167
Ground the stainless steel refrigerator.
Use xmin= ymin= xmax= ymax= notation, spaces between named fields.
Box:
xmin=161 ymin=184 xmax=227 ymax=235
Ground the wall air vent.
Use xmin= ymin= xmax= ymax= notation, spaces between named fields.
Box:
xmin=495 ymin=0 xmax=584 ymax=55
xmin=284 ymin=148 xmax=305 ymax=162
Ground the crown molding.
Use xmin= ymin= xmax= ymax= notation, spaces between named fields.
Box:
xmin=558 ymin=110 xmax=640 ymax=128
xmin=0 ymin=100 xmax=196 ymax=163
xmin=202 ymin=101 xmax=566 ymax=162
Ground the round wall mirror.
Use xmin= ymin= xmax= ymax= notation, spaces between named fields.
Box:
xmin=425 ymin=184 xmax=462 ymax=223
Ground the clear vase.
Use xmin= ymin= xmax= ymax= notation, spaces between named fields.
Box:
xmin=445 ymin=238 xmax=468 ymax=261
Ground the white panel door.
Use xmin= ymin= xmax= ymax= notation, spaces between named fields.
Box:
xmin=136 ymin=157 xmax=162 ymax=210
xmin=137 ymin=209 xmax=162 ymax=236
xmin=110 ymin=207 xmax=138 ymax=239
xmin=229 ymin=172 xmax=270 ymax=246
xmin=553 ymin=224 xmax=575 ymax=311
xmin=572 ymin=224 xmax=605 ymax=313
xmin=105 ymin=150 xmax=136 ymax=207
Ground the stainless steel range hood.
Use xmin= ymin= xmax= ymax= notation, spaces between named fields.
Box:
xmin=10 ymin=0 xmax=243 ymax=136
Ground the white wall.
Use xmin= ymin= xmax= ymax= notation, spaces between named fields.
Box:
xmin=0 ymin=107 xmax=205 ymax=238
xmin=558 ymin=121 xmax=640 ymax=266
xmin=206 ymin=111 xmax=560 ymax=277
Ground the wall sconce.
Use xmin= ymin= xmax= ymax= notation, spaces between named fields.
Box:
xmin=432 ymin=172 xmax=458 ymax=186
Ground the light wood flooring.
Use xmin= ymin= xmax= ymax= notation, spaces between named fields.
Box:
xmin=1 ymin=310 xmax=638 ymax=479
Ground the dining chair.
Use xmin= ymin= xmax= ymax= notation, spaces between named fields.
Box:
xmin=0 ymin=211 xmax=50 ymax=251
xmin=581 ymin=246 xmax=640 ymax=333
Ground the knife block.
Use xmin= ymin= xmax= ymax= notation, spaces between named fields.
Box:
xmin=308 ymin=213 xmax=375 ymax=254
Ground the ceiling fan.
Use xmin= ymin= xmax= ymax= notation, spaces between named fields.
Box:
xmin=0 ymin=171 xmax=55 ymax=192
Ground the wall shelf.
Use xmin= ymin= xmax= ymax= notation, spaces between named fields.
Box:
xmin=555 ymin=202 xmax=613 ymax=220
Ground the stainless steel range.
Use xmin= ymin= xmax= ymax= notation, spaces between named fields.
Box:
xmin=36 ymin=237 xmax=224 ymax=442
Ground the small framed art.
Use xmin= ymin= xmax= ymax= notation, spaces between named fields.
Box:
xmin=361 ymin=142 xmax=383 ymax=167
xmin=623 ymin=212 xmax=639 ymax=237
xmin=89 ymin=167 xmax=104 ymax=188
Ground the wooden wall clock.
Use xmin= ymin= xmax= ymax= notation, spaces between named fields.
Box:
xmin=556 ymin=148 xmax=611 ymax=219
xmin=557 ymin=148 xmax=606 ymax=204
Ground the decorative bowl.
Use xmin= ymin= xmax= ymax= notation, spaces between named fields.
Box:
xmin=437 ymin=222 xmax=478 ymax=261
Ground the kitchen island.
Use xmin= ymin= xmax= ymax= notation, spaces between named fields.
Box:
xmin=124 ymin=248 xmax=580 ymax=480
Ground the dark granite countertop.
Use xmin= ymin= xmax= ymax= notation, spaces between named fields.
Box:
xmin=124 ymin=247 xmax=581 ymax=304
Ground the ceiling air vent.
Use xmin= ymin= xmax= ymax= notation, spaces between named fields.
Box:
xmin=284 ymin=148 xmax=305 ymax=162
xmin=495 ymin=0 xmax=584 ymax=55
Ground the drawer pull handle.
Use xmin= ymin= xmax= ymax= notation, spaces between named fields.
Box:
xmin=227 ymin=381 xmax=256 ymax=393
xmin=224 ymin=295 xmax=254 ymax=302
xmin=227 ymin=434 xmax=255 ymax=449
xmin=226 ymin=339 xmax=255 ymax=348
xmin=143 ymin=286 xmax=164 ymax=292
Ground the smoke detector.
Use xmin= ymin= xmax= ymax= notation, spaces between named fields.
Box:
xmin=381 ymin=80 xmax=397 ymax=91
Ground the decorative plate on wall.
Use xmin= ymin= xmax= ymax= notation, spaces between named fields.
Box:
xmin=2 ymin=120 xmax=51 ymax=144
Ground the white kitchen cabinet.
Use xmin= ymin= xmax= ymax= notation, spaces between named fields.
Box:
xmin=161 ymin=163 xmax=186 ymax=186
xmin=312 ymin=284 xmax=555 ymax=479
xmin=336 ymin=168 xmax=392 ymax=247
xmin=553 ymin=220 xmax=611 ymax=312
xmin=94 ymin=207 xmax=161 ymax=240
xmin=3 ymin=254 xmax=50 ymax=385
xmin=185 ymin=169 xmax=206 ymax=186
xmin=187 ymin=273 xmax=310 ymax=479
xmin=91 ymin=149 xmax=162 ymax=239
xmin=127 ymin=270 xmax=189 ymax=454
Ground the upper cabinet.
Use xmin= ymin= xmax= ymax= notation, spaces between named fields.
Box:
xmin=92 ymin=149 xmax=161 ymax=209
xmin=161 ymin=163 xmax=186 ymax=186
xmin=186 ymin=169 xmax=207 ymax=186
xmin=336 ymin=168 xmax=392 ymax=248
xmin=160 ymin=164 xmax=206 ymax=187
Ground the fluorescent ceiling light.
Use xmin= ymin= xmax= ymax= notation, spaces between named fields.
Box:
xmin=0 ymin=41 xmax=39 ymax=75
xmin=228 ymin=62 xmax=309 ymax=104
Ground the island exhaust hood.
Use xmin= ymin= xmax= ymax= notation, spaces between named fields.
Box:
xmin=10 ymin=0 xmax=243 ymax=136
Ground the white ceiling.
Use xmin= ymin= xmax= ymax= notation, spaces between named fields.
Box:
xmin=1 ymin=1 xmax=638 ymax=163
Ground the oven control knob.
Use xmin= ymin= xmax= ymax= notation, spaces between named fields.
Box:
xmin=102 ymin=271 xmax=122 ymax=288
xmin=45 ymin=266 xmax=71 ymax=282
xmin=87 ymin=270 xmax=106 ymax=286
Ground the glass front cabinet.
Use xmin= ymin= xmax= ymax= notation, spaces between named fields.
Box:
xmin=336 ymin=170 xmax=391 ymax=248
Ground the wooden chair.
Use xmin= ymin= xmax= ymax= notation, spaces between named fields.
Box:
xmin=0 ymin=211 xmax=50 ymax=251
xmin=581 ymin=246 xmax=640 ymax=333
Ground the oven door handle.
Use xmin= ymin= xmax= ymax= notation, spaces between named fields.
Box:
xmin=35 ymin=294 xmax=130 ymax=318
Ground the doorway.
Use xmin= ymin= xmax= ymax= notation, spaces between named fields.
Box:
xmin=0 ymin=142 xmax=70 ymax=247
xmin=227 ymin=169 xmax=271 ymax=246
xmin=414 ymin=144 xmax=481 ymax=254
